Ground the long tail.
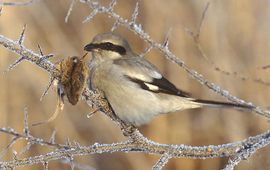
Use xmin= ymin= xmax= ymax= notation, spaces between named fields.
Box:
xmin=32 ymin=86 xmax=65 ymax=126
xmin=32 ymin=100 xmax=64 ymax=126
xmin=193 ymin=99 xmax=254 ymax=110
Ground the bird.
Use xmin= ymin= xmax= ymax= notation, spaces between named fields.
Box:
xmin=84 ymin=32 xmax=251 ymax=126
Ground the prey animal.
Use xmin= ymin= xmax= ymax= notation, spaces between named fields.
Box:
xmin=33 ymin=54 xmax=88 ymax=126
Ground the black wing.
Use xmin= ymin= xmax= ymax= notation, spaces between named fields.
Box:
xmin=114 ymin=57 xmax=191 ymax=98
xmin=126 ymin=76 xmax=190 ymax=97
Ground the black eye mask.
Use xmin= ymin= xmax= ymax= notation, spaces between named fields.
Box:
xmin=84 ymin=42 xmax=126 ymax=55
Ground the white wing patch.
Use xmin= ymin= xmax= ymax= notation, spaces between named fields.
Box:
xmin=144 ymin=83 xmax=159 ymax=91
xmin=122 ymin=69 xmax=162 ymax=82
xmin=150 ymin=71 xmax=162 ymax=79
xmin=126 ymin=72 xmax=151 ymax=82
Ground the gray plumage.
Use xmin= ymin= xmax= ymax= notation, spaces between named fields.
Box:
xmin=85 ymin=32 xmax=251 ymax=126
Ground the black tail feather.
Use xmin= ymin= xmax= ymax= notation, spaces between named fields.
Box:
xmin=193 ymin=99 xmax=254 ymax=110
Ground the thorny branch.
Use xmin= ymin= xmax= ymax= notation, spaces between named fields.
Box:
xmin=0 ymin=0 xmax=269 ymax=170
xmin=0 ymin=35 xmax=59 ymax=77
xmin=1 ymin=124 xmax=270 ymax=169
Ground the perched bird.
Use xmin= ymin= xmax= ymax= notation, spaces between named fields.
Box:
xmin=84 ymin=32 xmax=251 ymax=126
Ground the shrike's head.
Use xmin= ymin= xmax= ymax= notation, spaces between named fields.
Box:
xmin=84 ymin=32 xmax=132 ymax=61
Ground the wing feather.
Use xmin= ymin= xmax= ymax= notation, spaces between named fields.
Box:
xmin=114 ymin=57 xmax=190 ymax=97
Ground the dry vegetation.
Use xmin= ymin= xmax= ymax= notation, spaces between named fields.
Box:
xmin=0 ymin=0 xmax=270 ymax=170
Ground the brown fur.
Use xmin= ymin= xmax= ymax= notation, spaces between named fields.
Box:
xmin=59 ymin=56 xmax=88 ymax=105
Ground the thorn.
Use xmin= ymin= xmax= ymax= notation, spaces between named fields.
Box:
xmin=23 ymin=107 xmax=30 ymax=136
xmin=108 ymin=0 xmax=117 ymax=11
xmin=43 ymin=54 xmax=54 ymax=60
xmin=139 ymin=45 xmax=153 ymax=57
xmin=37 ymin=44 xmax=54 ymax=64
xmin=87 ymin=108 xmax=99 ymax=118
xmin=162 ymin=28 xmax=172 ymax=49
xmin=18 ymin=24 xmax=27 ymax=45
xmin=37 ymin=44 xmax=44 ymax=56
xmin=111 ymin=20 xmax=120 ymax=32
xmin=198 ymin=2 xmax=210 ymax=36
xmin=43 ymin=161 xmax=49 ymax=170
xmin=152 ymin=153 xmax=172 ymax=170
xmin=73 ymin=141 xmax=80 ymax=147
xmin=0 ymin=136 xmax=19 ymax=159
xmin=131 ymin=1 xmax=139 ymax=23
xmin=49 ymin=129 xmax=57 ymax=144
xmin=36 ymin=54 xmax=54 ymax=65
xmin=69 ymin=156 xmax=75 ymax=170
xmin=40 ymin=76 xmax=55 ymax=101
xmin=4 ymin=57 xmax=25 ymax=73
xmin=66 ymin=138 xmax=71 ymax=147
xmin=12 ymin=150 xmax=18 ymax=160
xmin=82 ymin=9 xmax=98 ymax=23
xmin=65 ymin=0 xmax=77 ymax=23
xmin=18 ymin=142 xmax=32 ymax=155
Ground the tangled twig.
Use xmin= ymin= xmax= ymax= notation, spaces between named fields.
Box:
xmin=0 ymin=0 xmax=269 ymax=169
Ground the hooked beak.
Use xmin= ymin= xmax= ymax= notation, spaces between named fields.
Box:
xmin=84 ymin=43 xmax=98 ymax=52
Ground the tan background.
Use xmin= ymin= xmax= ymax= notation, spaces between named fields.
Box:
xmin=0 ymin=0 xmax=270 ymax=169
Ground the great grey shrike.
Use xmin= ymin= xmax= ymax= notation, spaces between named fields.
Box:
xmin=84 ymin=32 xmax=250 ymax=126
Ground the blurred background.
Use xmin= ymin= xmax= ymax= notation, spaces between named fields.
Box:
xmin=0 ymin=0 xmax=270 ymax=169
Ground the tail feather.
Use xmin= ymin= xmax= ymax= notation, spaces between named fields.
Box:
xmin=193 ymin=99 xmax=254 ymax=110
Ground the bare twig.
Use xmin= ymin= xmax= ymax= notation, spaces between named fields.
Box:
xmin=0 ymin=136 xmax=20 ymax=160
xmin=61 ymin=159 xmax=96 ymax=170
xmin=0 ymin=0 xmax=39 ymax=6
xmin=0 ymin=126 xmax=270 ymax=169
xmin=0 ymin=127 xmax=64 ymax=149
xmin=23 ymin=107 xmax=30 ymax=136
xmin=65 ymin=0 xmax=77 ymax=23
xmin=152 ymin=153 xmax=172 ymax=170
xmin=225 ymin=132 xmax=270 ymax=170
xmin=198 ymin=2 xmax=210 ymax=39
xmin=1 ymin=1 xmax=270 ymax=169
xmin=131 ymin=1 xmax=139 ymax=23
xmin=40 ymin=76 xmax=55 ymax=101
xmin=108 ymin=0 xmax=117 ymax=11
